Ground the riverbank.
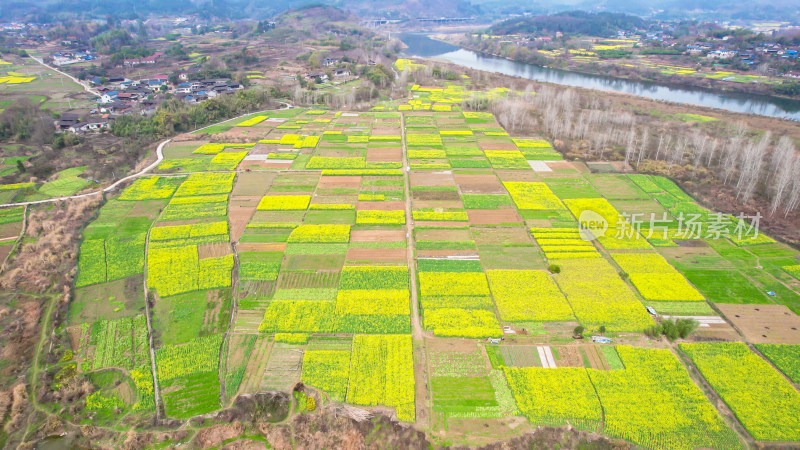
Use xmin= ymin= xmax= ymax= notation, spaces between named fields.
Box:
xmin=401 ymin=33 xmax=800 ymax=120
xmin=452 ymin=39 xmax=797 ymax=102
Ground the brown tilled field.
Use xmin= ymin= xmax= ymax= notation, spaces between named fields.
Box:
xmin=454 ymin=174 xmax=505 ymax=193
xmin=467 ymin=209 xmax=523 ymax=225
xmin=351 ymin=229 xmax=406 ymax=242
xmin=715 ymin=303 xmax=800 ymax=344
xmin=367 ymin=148 xmax=402 ymax=162
xmin=317 ymin=176 xmax=361 ymax=189
xmin=346 ymin=248 xmax=406 ymax=264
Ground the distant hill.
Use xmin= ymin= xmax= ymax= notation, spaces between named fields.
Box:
xmin=490 ymin=11 xmax=648 ymax=36
xmin=1 ymin=0 xmax=480 ymax=21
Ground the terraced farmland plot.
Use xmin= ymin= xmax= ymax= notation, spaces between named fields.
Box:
xmin=66 ymin=102 xmax=800 ymax=446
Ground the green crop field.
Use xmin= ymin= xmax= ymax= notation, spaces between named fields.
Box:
xmin=52 ymin=88 xmax=800 ymax=447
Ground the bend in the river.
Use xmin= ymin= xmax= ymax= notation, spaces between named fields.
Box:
xmin=399 ymin=33 xmax=800 ymax=121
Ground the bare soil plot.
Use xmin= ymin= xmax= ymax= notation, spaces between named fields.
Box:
xmin=417 ymin=228 xmax=471 ymax=241
xmin=413 ymin=190 xmax=460 ymax=201
xmin=690 ymin=323 xmax=742 ymax=342
xmin=0 ymin=222 xmax=21 ymax=239
xmin=454 ymin=174 xmax=504 ymax=194
xmin=417 ymin=221 xmax=470 ymax=228
xmin=351 ymin=229 xmax=406 ymax=242
xmin=237 ymin=242 xmax=286 ymax=252
xmin=0 ymin=244 xmax=14 ymax=264
xmin=260 ymin=344 xmax=304 ymax=392
xmin=248 ymin=143 xmax=277 ymax=155
xmin=346 ymin=248 xmax=406 ymax=264
xmin=410 ymin=171 xmax=455 ymax=187
xmin=238 ymin=337 xmax=272 ymax=394
xmin=215 ymin=127 xmax=265 ymax=142
xmin=494 ymin=170 xmax=540 ymax=183
xmin=317 ymin=176 xmax=361 ymax=189
xmin=413 ymin=200 xmax=465 ymax=209
xmin=478 ymin=142 xmax=516 ymax=151
xmin=553 ymin=345 xmax=584 ymax=368
xmin=371 ymin=126 xmax=401 ymax=136
xmin=229 ymin=203 xmax=258 ymax=241
xmin=467 ymin=209 xmax=522 ymax=225
xmin=356 ymin=201 xmax=405 ymax=211
xmin=232 ymin=173 xmax=273 ymax=197
xmin=417 ymin=250 xmax=479 ymax=258
xmin=426 ymin=337 xmax=481 ymax=353
xmin=584 ymin=345 xmax=609 ymax=370
xmin=472 ymin=227 xmax=532 ymax=246
xmin=715 ymin=303 xmax=800 ymax=344
xmin=256 ymin=160 xmax=295 ymax=169
xmin=367 ymin=147 xmax=402 ymax=162
xmin=315 ymin=148 xmax=362 ymax=158
xmin=198 ymin=243 xmax=232 ymax=259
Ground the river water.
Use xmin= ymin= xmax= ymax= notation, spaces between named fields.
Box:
xmin=399 ymin=33 xmax=800 ymax=121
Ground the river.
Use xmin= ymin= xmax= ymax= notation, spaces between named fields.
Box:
xmin=399 ymin=33 xmax=800 ymax=121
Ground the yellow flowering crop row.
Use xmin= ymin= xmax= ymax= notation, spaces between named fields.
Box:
xmin=505 ymin=367 xmax=602 ymax=431
xmin=358 ymin=193 xmax=384 ymax=201
xmin=174 ymin=173 xmax=235 ymax=197
xmin=151 ymin=221 xmax=228 ymax=241
xmin=258 ymin=300 xmax=335 ymax=333
xmin=484 ymin=150 xmax=530 ymax=169
xmin=408 ymin=149 xmax=447 ymax=159
xmin=302 ymin=349 xmax=351 ymax=402
xmin=504 ymin=182 xmax=565 ymax=210
xmin=236 ymin=115 xmax=268 ymax=127
xmin=589 ymin=346 xmax=742 ymax=449
xmin=257 ymin=195 xmax=311 ymax=210
xmin=423 ymin=308 xmax=501 ymax=338
xmin=147 ymin=246 xmax=231 ymax=297
xmin=293 ymin=136 xmax=320 ymax=149
xmin=369 ymin=135 xmax=401 ymax=142
xmin=118 ymin=176 xmax=182 ymax=200
xmin=419 ymin=272 xmax=491 ymax=297
xmin=273 ymin=333 xmax=309 ymax=344
xmin=463 ymin=112 xmax=494 ymax=119
xmin=287 ymin=224 xmax=351 ymax=243
xmin=612 ymin=253 xmax=705 ymax=301
xmin=553 ymin=258 xmax=653 ymax=331
xmin=309 ymin=203 xmax=354 ymax=210
xmin=348 ymin=135 xmax=369 ymax=143
xmin=279 ymin=134 xmax=301 ymax=145
xmin=335 ymin=289 xmax=410 ymax=316
xmin=440 ymin=130 xmax=473 ymax=136
xmin=321 ymin=169 xmax=403 ymax=176
xmin=306 ymin=156 xmax=366 ymax=169
xmin=412 ymin=210 xmax=468 ymax=221
xmin=681 ymin=342 xmax=800 ymax=442
xmin=209 ymin=151 xmax=247 ymax=170
xmin=564 ymin=198 xmax=622 ymax=226
xmin=356 ymin=210 xmax=405 ymax=224
xmin=512 ymin=138 xmax=552 ymax=148
xmin=487 ymin=270 xmax=574 ymax=321
xmin=407 ymin=133 xmax=443 ymax=147
xmin=348 ymin=335 xmax=415 ymax=421
xmin=395 ymin=59 xmax=426 ymax=72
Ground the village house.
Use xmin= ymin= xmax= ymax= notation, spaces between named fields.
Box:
xmin=68 ymin=117 xmax=113 ymax=133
